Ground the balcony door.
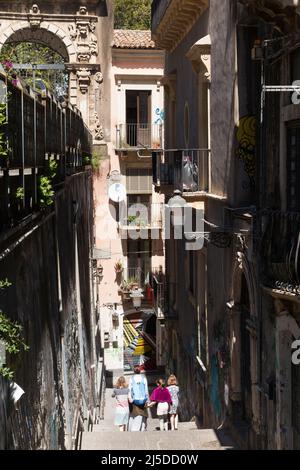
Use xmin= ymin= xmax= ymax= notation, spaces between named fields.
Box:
xmin=127 ymin=239 xmax=151 ymax=286
xmin=126 ymin=90 xmax=151 ymax=147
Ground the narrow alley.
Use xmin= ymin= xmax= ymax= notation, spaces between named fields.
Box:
xmin=80 ymin=373 xmax=236 ymax=451
xmin=2 ymin=0 xmax=300 ymax=455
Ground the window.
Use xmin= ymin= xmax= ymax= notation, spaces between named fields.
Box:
xmin=286 ymin=122 xmax=300 ymax=210
xmin=126 ymin=167 xmax=152 ymax=194
xmin=127 ymin=239 xmax=151 ymax=285
xmin=291 ymin=49 xmax=300 ymax=83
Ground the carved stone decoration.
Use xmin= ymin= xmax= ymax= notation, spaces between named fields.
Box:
xmin=28 ymin=4 xmax=42 ymax=28
xmin=77 ymin=6 xmax=88 ymax=16
xmin=77 ymin=52 xmax=92 ymax=63
xmin=77 ymin=68 xmax=91 ymax=94
xmin=89 ymin=32 xmax=98 ymax=56
xmin=94 ymin=112 xmax=104 ymax=140
xmin=68 ymin=24 xmax=77 ymax=41
xmin=95 ymin=72 xmax=103 ymax=84
xmin=69 ymin=7 xmax=99 ymax=63
xmin=186 ymin=35 xmax=211 ymax=82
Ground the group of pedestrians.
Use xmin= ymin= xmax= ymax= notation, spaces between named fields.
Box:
xmin=111 ymin=366 xmax=180 ymax=432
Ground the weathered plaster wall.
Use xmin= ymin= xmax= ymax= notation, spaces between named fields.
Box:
xmin=0 ymin=170 xmax=94 ymax=449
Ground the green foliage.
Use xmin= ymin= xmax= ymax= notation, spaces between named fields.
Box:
xmin=0 ymin=42 xmax=68 ymax=98
xmin=128 ymin=215 xmax=137 ymax=224
xmin=0 ymin=279 xmax=11 ymax=290
xmin=0 ymin=280 xmax=29 ymax=380
xmin=39 ymin=176 xmax=54 ymax=208
xmin=49 ymin=159 xmax=58 ymax=179
xmin=91 ymin=153 xmax=101 ymax=171
xmin=39 ymin=159 xmax=58 ymax=208
xmin=15 ymin=187 xmax=24 ymax=200
xmin=114 ymin=0 xmax=151 ymax=30
xmin=83 ymin=154 xmax=91 ymax=165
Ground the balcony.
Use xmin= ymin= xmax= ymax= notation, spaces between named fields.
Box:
xmin=119 ymin=202 xmax=163 ymax=230
xmin=153 ymin=149 xmax=210 ymax=194
xmin=118 ymin=267 xmax=165 ymax=311
xmin=115 ymin=123 xmax=163 ymax=151
xmin=261 ymin=211 xmax=300 ymax=294
xmin=151 ymin=0 xmax=209 ymax=51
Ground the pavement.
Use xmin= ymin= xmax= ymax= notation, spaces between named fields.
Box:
xmin=80 ymin=385 xmax=237 ymax=450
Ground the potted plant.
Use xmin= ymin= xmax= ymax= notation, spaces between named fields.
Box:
xmin=127 ymin=215 xmax=137 ymax=225
xmin=114 ymin=259 xmax=123 ymax=273
xmin=128 ymin=276 xmax=139 ymax=290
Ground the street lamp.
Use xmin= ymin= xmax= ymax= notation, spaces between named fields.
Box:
xmin=166 ymin=189 xmax=187 ymax=226
xmin=130 ymin=288 xmax=144 ymax=309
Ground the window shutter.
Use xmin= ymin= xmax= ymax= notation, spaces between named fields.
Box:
xmin=126 ymin=168 xmax=152 ymax=194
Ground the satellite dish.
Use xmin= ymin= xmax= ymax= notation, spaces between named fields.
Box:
xmin=109 ymin=183 xmax=126 ymax=202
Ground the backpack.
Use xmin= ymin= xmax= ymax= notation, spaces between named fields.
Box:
xmin=131 ymin=376 xmax=147 ymax=406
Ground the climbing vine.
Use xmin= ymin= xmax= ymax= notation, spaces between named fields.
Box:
xmin=39 ymin=159 xmax=58 ymax=208
xmin=0 ymin=280 xmax=29 ymax=380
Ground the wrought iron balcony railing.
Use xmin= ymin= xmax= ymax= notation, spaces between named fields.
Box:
xmin=119 ymin=202 xmax=163 ymax=229
xmin=153 ymin=149 xmax=210 ymax=193
xmin=261 ymin=211 xmax=300 ymax=293
xmin=115 ymin=123 xmax=163 ymax=150
xmin=150 ymin=269 xmax=165 ymax=318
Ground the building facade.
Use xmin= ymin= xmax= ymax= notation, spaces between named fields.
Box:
xmin=152 ymin=0 xmax=300 ymax=449
xmin=93 ymin=29 xmax=166 ymax=383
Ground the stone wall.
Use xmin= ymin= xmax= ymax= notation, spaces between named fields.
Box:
xmin=0 ymin=170 xmax=95 ymax=449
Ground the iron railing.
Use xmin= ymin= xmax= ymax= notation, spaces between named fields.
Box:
xmin=153 ymin=149 xmax=210 ymax=193
xmin=151 ymin=271 xmax=165 ymax=317
xmin=0 ymin=73 xmax=92 ymax=233
xmin=116 ymin=123 xmax=163 ymax=150
xmin=119 ymin=202 xmax=163 ymax=228
xmin=261 ymin=211 xmax=300 ymax=293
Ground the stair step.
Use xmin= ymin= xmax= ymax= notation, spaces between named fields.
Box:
xmin=80 ymin=428 xmax=235 ymax=451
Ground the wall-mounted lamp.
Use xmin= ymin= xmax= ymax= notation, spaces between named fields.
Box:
xmin=166 ymin=189 xmax=187 ymax=226
xmin=130 ymin=288 xmax=144 ymax=309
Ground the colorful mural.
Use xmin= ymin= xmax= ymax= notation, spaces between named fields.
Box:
xmin=123 ymin=312 xmax=157 ymax=372
xmin=236 ymin=115 xmax=256 ymax=187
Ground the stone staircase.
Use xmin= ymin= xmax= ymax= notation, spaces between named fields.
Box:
xmin=80 ymin=387 xmax=236 ymax=451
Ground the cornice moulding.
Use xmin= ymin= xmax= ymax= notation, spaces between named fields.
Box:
xmin=152 ymin=0 xmax=209 ymax=52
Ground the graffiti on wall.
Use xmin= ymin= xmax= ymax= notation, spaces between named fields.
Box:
xmin=236 ymin=115 xmax=256 ymax=188
xmin=154 ymin=107 xmax=165 ymax=125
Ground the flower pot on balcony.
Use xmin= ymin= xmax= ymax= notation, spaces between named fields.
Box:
xmin=114 ymin=259 xmax=123 ymax=274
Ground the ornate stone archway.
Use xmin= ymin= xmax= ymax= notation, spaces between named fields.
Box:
xmin=0 ymin=2 xmax=105 ymax=139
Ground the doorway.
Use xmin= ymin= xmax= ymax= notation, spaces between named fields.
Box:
xmin=240 ymin=274 xmax=252 ymax=423
xmin=126 ymin=90 xmax=151 ymax=147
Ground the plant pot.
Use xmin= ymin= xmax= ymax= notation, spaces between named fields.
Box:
xmin=130 ymin=283 xmax=139 ymax=290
